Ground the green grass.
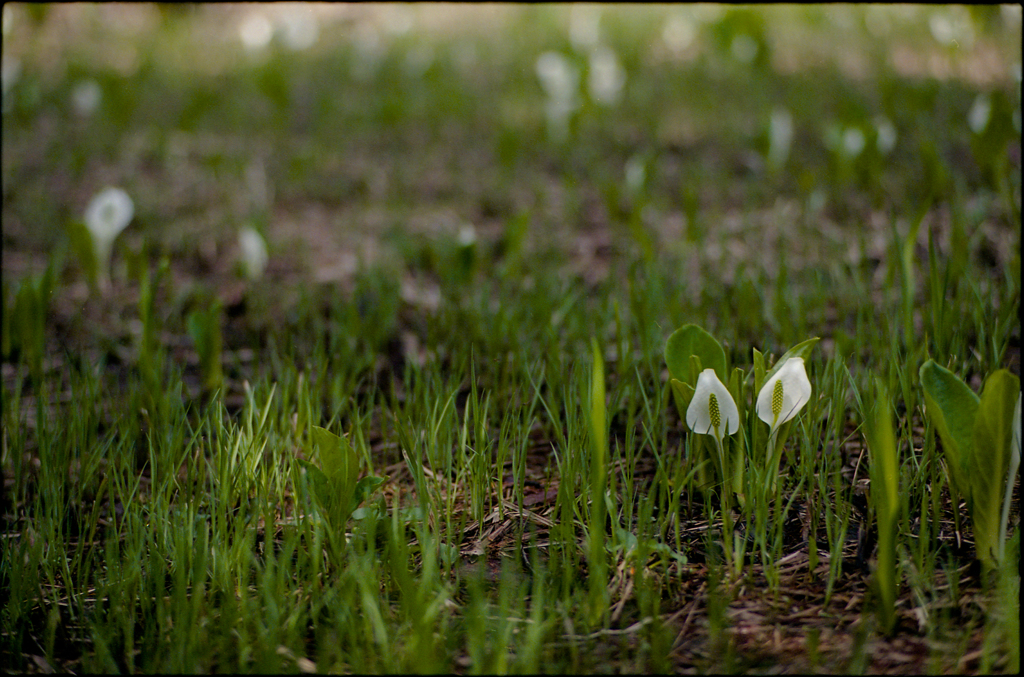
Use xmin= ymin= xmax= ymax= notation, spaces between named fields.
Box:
xmin=2 ymin=4 xmax=1021 ymax=674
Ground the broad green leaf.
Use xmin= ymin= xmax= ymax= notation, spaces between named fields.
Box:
xmin=353 ymin=476 xmax=386 ymax=507
xmin=665 ymin=324 xmax=727 ymax=384
xmin=298 ymin=459 xmax=332 ymax=516
xmin=919 ymin=360 xmax=979 ymax=501
xmin=312 ymin=425 xmax=357 ymax=488
xmin=969 ymin=369 xmax=1019 ymax=569
xmin=762 ymin=337 xmax=819 ymax=385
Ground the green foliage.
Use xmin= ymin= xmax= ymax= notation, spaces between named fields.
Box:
xmin=587 ymin=337 xmax=608 ymax=626
xmin=2 ymin=263 xmax=55 ymax=378
xmin=299 ymin=426 xmax=385 ymax=536
xmin=66 ymin=219 xmax=99 ymax=291
xmin=969 ymin=371 xmax=1020 ymax=570
xmin=1 ymin=4 xmax=1019 ymax=673
xmin=919 ymin=360 xmax=980 ymax=501
xmin=920 ymin=360 xmax=1021 ymax=571
xmin=862 ymin=378 xmax=900 ymax=636
xmin=186 ymin=299 xmax=224 ymax=394
xmin=665 ymin=324 xmax=727 ymax=386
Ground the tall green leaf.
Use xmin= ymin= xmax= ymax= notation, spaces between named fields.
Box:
xmin=919 ymin=360 xmax=979 ymax=502
xmin=863 ymin=378 xmax=899 ymax=636
xmin=969 ymin=370 xmax=1019 ymax=569
xmin=762 ymin=337 xmax=819 ymax=384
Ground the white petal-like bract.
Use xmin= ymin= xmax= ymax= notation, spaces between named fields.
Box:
xmin=755 ymin=357 xmax=811 ymax=431
xmin=238 ymin=226 xmax=269 ymax=280
xmin=686 ymin=368 xmax=739 ymax=437
xmin=84 ymin=187 xmax=134 ymax=244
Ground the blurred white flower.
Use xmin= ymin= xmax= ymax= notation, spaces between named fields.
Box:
xmin=625 ymin=155 xmax=646 ymax=196
xmin=928 ymin=7 xmax=974 ymax=49
xmin=457 ymin=223 xmax=476 ymax=247
xmin=968 ymin=94 xmax=991 ymax=135
xmin=842 ymin=127 xmax=865 ymax=158
xmin=351 ymin=27 xmax=384 ymax=82
xmin=2 ymin=55 xmax=21 ymax=101
xmin=84 ymin=188 xmax=134 ymax=291
xmin=71 ymin=79 xmax=102 ymax=117
xmin=382 ymin=5 xmax=414 ymax=36
xmin=239 ymin=11 xmax=273 ymax=51
xmin=662 ymin=14 xmax=697 ymax=54
xmin=280 ymin=10 xmax=318 ymax=51
xmin=238 ymin=226 xmax=269 ymax=280
xmin=536 ymin=52 xmax=579 ymax=142
xmin=730 ymin=34 xmax=758 ymax=64
xmin=569 ymin=5 xmax=601 ymax=50
xmin=536 ymin=51 xmax=578 ymax=104
xmin=767 ymin=108 xmax=793 ymax=170
xmin=588 ymin=45 xmax=625 ymax=106
xmin=874 ymin=116 xmax=897 ymax=155
xmin=246 ymin=160 xmax=273 ymax=212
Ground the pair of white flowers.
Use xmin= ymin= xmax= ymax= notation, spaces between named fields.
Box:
xmin=84 ymin=188 xmax=269 ymax=284
xmin=685 ymin=357 xmax=812 ymax=442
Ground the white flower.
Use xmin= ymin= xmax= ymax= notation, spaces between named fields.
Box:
xmin=71 ymin=79 xmax=102 ymax=117
xmin=768 ymin=108 xmax=793 ymax=169
xmin=536 ymin=51 xmax=580 ymax=143
xmin=85 ymin=187 xmax=134 ymax=244
xmin=238 ymin=226 xmax=269 ymax=280
xmin=686 ymin=368 xmax=739 ymax=438
xmin=755 ymin=357 xmax=811 ymax=433
xmin=84 ymin=187 xmax=133 ymax=290
xmin=875 ymin=116 xmax=897 ymax=155
xmin=536 ymin=51 xmax=579 ymax=106
xmin=968 ymin=94 xmax=991 ymax=135
xmin=588 ymin=45 xmax=624 ymax=106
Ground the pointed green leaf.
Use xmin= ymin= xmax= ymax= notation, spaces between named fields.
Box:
xmin=298 ymin=459 xmax=331 ymax=517
xmin=670 ymin=378 xmax=695 ymax=425
xmin=919 ymin=360 xmax=979 ymax=501
xmin=353 ymin=475 xmax=386 ymax=507
xmin=969 ymin=369 xmax=1019 ymax=569
xmin=312 ymin=425 xmax=358 ymax=488
xmin=863 ymin=378 xmax=899 ymax=636
xmin=752 ymin=347 xmax=766 ymax=399
xmin=763 ymin=337 xmax=819 ymax=384
xmin=688 ymin=354 xmax=703 ymax=386
xmin=665 ymin=324 xmax=727 ymax=384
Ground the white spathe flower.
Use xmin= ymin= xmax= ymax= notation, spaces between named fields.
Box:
xmin=238 ymin=226 xmax=269 ymax=280
xmin=536 ymin=51 xmax=579 ymax=106
xmin=71 ymin=79 xmax=102 ymax=117
xmin=84 ymin=187 xmax=133 ymax=291
xmin=768 ymin=108 xmax=793 ymax=169
xmin=968 ymin=94 xmax=991 ymax=135
xmin=687 ymin=368 xmax=739 ymax=438
xmin=85 ymin=187 xmax=134 ymax=245
xmin=588 ymin=45 xmax=625 ymax=106
xmin=755 ymin=357 xmax=811 ymax=433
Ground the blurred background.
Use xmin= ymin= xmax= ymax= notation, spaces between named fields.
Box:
xmin=2 ymin=3 xmax=1020 ymax=325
